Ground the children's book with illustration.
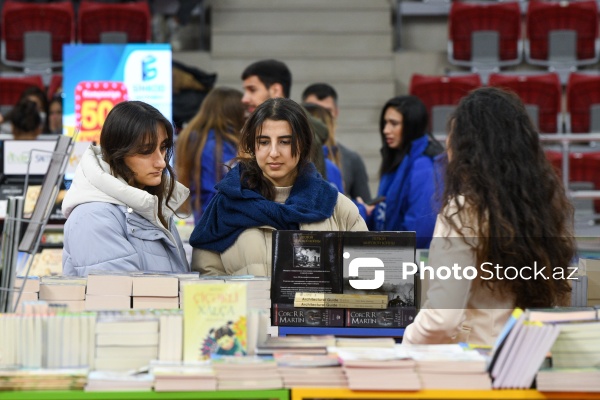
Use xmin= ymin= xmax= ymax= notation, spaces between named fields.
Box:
xmin=182 ymin=283 xmax=247 ymax=362
xmin=271 ymin=230 xmax=416 ymax=327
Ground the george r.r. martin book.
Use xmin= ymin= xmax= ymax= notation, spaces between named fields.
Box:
xmin=271 ymin=231 xmax=416 ymax=328
xmin=271 ymin=303 xmax=344 ymax=327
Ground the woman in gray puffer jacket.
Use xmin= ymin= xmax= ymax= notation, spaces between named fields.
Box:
xmin=62 ymin=101 xmax=190 ymax=276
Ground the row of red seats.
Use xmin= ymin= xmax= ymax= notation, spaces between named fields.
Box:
xmin=410 ymin=71 xmax=600 ymax=134
xmin=1 ymin=0 xmax=150 ymax=68
xmin=0 ymin=74 xmax=62 ymax=107
xmin=546 ymin=151 xmax=600 ymax=213
xmin=449 ymin=0 xmax=599 ymax=75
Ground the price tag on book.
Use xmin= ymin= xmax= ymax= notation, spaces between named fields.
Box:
xmin=75 ymin=81 xmax=129 ymax=143
xmin=294 ymin=292 xmax=388 ymax=309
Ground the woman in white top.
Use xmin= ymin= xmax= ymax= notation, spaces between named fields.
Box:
xmin=403 ymin=87 xmax=575 ymax=346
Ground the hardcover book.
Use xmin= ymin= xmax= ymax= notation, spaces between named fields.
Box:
xmin=345 ymin=307 xmax=416 ymax=328
xmin=271 ymin=231 xmax=416 ymax=327
xmin=182 ymin=283 xmax=247 ymax=362
xmin=272 ymin=303 xmax=344 ymax=326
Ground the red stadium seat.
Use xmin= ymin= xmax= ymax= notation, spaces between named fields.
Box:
xmin=546 ymin=150 xmax=600 ymax=213
xmin=525 ymin=0 xmax=599 ymax=82
xmin=409 ymin=73 xmax=482 ymax=134
xmin=566 ymin=72 xmax=600 ymax=133
xmin=0 ymin=75 xmax=45 ymax=108
xmin=448 ymin=1 xmax=522 ymax=69
xmin=488 ymin=72 xmax=562 ymax=133
xmin=78 ymin=0 xmax=151 ymax=44
xmin=1 ymin=1 xmax=75 ymax=70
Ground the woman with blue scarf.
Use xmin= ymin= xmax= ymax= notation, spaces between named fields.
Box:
xmin=189 ymin=98 xmax=367 ymax=276
xmin=358 ymin=96 xmax=443 ymax=249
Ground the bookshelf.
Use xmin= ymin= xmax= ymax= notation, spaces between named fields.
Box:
xmin=0 ymin=389 xmax=290 ymax=400
xmin=278 ymin=326 xmax=405 ymax=337
xmin=290 ymin=388 xmax=600 ymax=400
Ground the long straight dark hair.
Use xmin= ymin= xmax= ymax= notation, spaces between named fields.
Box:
xmin=175 ymin=87 xmax=245 ymax=213
xmin=100 ymin=101 xmax=176 ymax=227
xmin=237 ymin=98 xmax=313 ymax=200
xmin=378 ymin=95 xmax=429 ymax=177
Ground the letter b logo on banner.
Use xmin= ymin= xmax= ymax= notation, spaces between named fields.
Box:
xmin=348 ymin=257 xmax=385 ymax=290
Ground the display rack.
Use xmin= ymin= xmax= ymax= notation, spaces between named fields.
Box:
xmin=0 ymin=135 xmax=73 ymax=312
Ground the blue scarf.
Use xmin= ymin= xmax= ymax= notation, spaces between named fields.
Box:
xmin=189 ymin=163 xmax=338 ymax=253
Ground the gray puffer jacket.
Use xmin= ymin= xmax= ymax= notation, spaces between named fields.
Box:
xmin=62 ymin=145 xmax=190 ymax=276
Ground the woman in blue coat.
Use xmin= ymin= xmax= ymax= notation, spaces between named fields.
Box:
xmin=359 ymin=95 xmax=443 ymax=249
xmin=175 ymin=87 xmax=246 ymax=223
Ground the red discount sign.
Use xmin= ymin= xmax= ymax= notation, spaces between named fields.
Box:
xmin=75 ymin=82 xmax=128 ymax=143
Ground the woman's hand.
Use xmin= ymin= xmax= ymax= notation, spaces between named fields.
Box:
xmin=356 ymin=196 xmax=376 ymax=217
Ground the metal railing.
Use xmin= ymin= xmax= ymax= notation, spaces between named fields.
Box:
xmin=433 ymin=133 xmax=600 ymax=203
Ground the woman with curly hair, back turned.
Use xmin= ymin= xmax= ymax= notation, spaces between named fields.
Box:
xmin=403 ymin=87 xmax=575 ymax=346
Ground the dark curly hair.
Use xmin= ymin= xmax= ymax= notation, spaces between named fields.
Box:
xmin=444 ymin=86 xmax=575 ymax=309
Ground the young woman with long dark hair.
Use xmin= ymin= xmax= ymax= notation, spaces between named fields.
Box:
xmin=403 ymin=87 xmax=575 ymax=346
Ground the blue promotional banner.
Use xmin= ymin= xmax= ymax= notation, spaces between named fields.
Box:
xmin=63 ymin=44 xmax=172 ymax=143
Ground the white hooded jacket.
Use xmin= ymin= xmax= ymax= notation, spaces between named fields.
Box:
xmin=62 ymin=145 xmax=190 ymax=276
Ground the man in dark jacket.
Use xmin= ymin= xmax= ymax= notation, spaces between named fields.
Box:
xmin=302 ymin=83 xmax=372 ymax=202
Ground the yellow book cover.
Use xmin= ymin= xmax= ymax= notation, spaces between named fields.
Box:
xmin=183 ymin=283 xmax=247 ymax=362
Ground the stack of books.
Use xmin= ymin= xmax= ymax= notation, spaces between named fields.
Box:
xmin=488 ymin=307 xmax=600 ymax=390
xmin=270 ymin=230 xmax=418 ymax=329
xmin=334 ymin=346 xmax=420 ymax=391
xmin=39 ymin=279 xmax=86 ymax=312
xmin=151 ymin=363 xmax=217 ymax=392
xmin=86 ymin=274 xmax=132 ymax=310
xmin=527 ymin=307 xmax=600 ymax=392
xmin=131 ymin=274 xmax=179 ymax=309
xmin=537 ymin=369 xmax=600 ymax=392
xmin=256 ymin=335 xmax=336 ymax=356
xmin=41 ymin=275 xmax=88 ymax=312
xmin=489 ymin=309 xmax=560 ymax=389
xmin=406 ymin=344 xmax=491 ymax=390
xmin=0 ymin=368 xmax=87 ymax=391
xmin=0 ymin=304 xmax=95 ymax=369
xmin=85 ymin=371 xmax=154 ymax=392
xmin=274 ymin=353 xmax=346 ymax=388
xmin=238 ymin=276 xmax=271 ymax=319
xmin=211 ymin=355 xmax=283 ymax=390
xmin=94 ymin=312 xmax=160 ymax=371
xmin=157 ymin=310 xmax=183 ymax=362
xmin=12 ymin=276 xmax=40 ymax=311
xmin=550 ymin=320 xmax=600 ymax=368
xmin=45 ymin=312 xmax=96 ymax=369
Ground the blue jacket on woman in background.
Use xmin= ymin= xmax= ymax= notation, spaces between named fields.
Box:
xmin=368 ymin=135 xmax=440 ymax=248
xmin=191 ymin=129 xmax=237 ymax=222
xmin=363 ymin=95 xmax=443 ymax=249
